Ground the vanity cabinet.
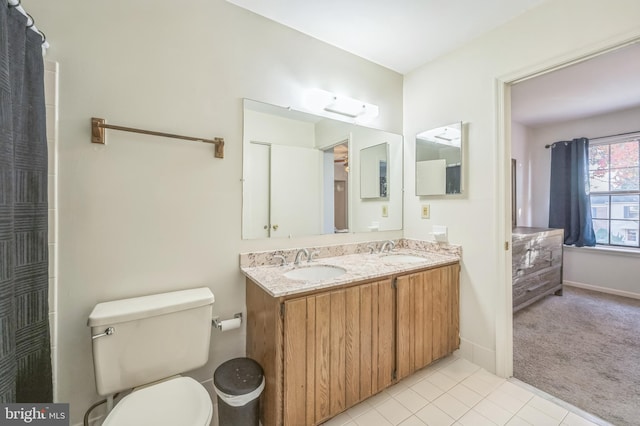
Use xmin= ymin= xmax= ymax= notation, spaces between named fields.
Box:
xmin=246 ymin=262 xmax=459 ymax=426
xmin=512 ymin=227 xmax=563 ymax=312
xmin=283 ymin=280 xmax=394 ymax=425
xmin=396 ymin=265 xmax=460 ymax=380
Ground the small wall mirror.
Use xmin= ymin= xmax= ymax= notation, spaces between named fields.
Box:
xmin=360 ymin=143 xmax=389 ymax=199
xmin=416 ymin=122 xmax=463 ymax=195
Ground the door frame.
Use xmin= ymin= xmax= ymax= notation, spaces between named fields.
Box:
xmin=494 ymin=32 xmax=640 ymax=378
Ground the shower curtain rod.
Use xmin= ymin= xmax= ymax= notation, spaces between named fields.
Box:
xmin=7 ymin=0 xmax=48 ymax=48
xmin=91 ymin=117 xmax=225 ymax=158
xmin=544 ymin=130 xmax=640 ymax=148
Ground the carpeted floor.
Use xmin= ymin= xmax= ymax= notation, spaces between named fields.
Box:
xmin=513 ymin=286 xmax=640 ymax=426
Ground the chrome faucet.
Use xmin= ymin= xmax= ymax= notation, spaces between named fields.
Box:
xmin=294 ymin=248 xmax=309 ymax=265
xmin=366 ymin=243 xmax=377 ymax=254
xmin=380 ymin=240 xmax=395 ymax=253
xmin=273 ymin=254 xmax=287 ymax=266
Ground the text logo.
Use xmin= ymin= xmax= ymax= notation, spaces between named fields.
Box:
xmin=0 ymin=404 xmax=69 ymax=426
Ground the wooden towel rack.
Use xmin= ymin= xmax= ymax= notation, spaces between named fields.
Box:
xmin=91 ymin=117 xmax=224 ymax=158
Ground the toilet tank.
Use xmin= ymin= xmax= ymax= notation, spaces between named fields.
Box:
xmin=88 ymin=287 xmax=215 ymax=396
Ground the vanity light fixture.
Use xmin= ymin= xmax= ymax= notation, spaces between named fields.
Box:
xmin=303 ymin=88 xmax=379 ymax=122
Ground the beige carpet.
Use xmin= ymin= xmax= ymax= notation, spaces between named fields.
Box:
xmin=513 ymin=286 xmax=640 ymax=426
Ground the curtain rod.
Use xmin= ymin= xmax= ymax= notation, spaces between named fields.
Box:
xmin=7 ymin=0 xmax=48 ymax=49
xmin=544 ymin=130 xmax=640 ymax=148
xmin=91 ymin=117 xmax=225 ymax=158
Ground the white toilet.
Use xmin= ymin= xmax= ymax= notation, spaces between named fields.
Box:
xmin=88 ymin=287 xmax=215 ymax=426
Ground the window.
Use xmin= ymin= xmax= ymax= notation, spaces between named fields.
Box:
xmin=588 ymin=135 xmax=640 ymax=248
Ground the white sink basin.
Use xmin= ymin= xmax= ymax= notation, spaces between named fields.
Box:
xmin=380 ymin=254 xmax=427 ymax=264
xmin=284 ymin=265 xmax=347 ymax=281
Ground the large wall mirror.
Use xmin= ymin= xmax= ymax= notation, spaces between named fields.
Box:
xmin=242 ymin=99 xmax=403 ymax=239
xmin=415 ymin=122 xmax=463 ymax=195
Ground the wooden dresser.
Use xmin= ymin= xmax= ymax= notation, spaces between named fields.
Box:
xmin=512 ymin=227 xmax=563 ymax=312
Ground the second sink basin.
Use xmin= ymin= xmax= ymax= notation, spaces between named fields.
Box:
xmin=284 ymin=265 xmax=347 ymax=281
xmin=380 ymin=254 xmax=427 ymax=264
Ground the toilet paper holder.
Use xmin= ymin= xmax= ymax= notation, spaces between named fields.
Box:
xmin=212 ymin=312 xmax=243 ymax=330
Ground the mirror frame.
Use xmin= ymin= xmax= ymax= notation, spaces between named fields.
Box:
xmin=415 ymin=121 xmax=464 ymax=196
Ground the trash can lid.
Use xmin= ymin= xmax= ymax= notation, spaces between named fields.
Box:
xmin=214 ymin=357 xmax=264 ymax=396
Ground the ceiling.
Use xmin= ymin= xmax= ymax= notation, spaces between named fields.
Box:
xmin=226 ymin=0 xmax=547 ymax=74
xmin=511 ymin=42 xmax=640 ymax=127
xmin=228 ymin=1 xmax=640 ymax=126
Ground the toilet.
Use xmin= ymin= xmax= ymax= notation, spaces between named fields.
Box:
xmin=88 ymin=287 xmax=215 ymax=426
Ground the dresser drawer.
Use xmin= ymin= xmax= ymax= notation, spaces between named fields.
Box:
xmin=512 ymin=234 xmax=563 ymax=279
xmin=513 ymin=265 xmax=561 ymax=308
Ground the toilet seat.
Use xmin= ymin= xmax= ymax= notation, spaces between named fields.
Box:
xmin=103 ymin=376 xmax=212 ymax=426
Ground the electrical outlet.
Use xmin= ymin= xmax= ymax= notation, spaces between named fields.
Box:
xmin=421 ymin=205 xmax=430 ymax=219
xmin=382 ymin=205 xmax=388 ymax=217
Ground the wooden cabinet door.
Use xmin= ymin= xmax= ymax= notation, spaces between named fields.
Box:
xmin=283 ymin=279 xmax=394 ymax=425
xmin=396 ymin=265 xmax=459 ymax=380
xmin=433 ymin=264 xmax=460 ymax=360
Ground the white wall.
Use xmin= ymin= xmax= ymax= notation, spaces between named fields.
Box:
xmin=526 ymin=105 xmax=640 ymax=296
xmin=28 ymin=0 xmax=403 ymax=423
xmin=404 ymin=0 xmax=640 ymax=372
xmin=511 ymin=121 xmax=532 ymax=227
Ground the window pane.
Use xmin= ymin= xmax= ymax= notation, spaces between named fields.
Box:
xmin=611 ymin=195 xmax=639 ymax=219
xmin=593 ymin=219 xmax=609 ymax=244
xmin=610 ymin=141 xmax=639 ymax=169
xmin=588 ymin=139 xmax=640 ymax=248
xmin=588 ymin=145 xmax=609 ymax=191
xmin=610 ymin=167 xmax=639 ymax=191
xmin=610 ymin=220 xmax=639 ymax=247
xmin=589 ymin=145 xmax=609 ymax=171
xmin=589 ymin=170 xmax=609 ymax=192
xmin=590 ymin=195 xmax=609 ymax=219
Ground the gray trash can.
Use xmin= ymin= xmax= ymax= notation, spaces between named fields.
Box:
xmin=213 ymin=357 xmax=264 ymax=426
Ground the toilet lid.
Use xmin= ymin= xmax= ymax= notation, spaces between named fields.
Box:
xmin=103 ymin=377 xmax=212 ymax=426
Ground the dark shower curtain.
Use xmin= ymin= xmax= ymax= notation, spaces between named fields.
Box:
xmin=0 ymin=5 xmax=52 ymax=402
xmin=548 ymin=138 xmax=596 ymax=247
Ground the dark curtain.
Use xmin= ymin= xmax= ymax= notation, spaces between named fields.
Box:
xmin=548 ymin=138 xmax=596 ymax=247
xmin=0 ymin=5 xmax=52 ymax=402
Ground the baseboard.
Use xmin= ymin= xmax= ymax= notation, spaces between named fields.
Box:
xmin=564 ymin=280 xmax=640 ymax=300
xmin=459 ymin=338 xmax=496 ymax=374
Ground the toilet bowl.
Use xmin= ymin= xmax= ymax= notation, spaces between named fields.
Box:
xmin=88 ymin=288 xmax=215 ymax=426
xmin=102 ymin=377 xmax=212 ymax=426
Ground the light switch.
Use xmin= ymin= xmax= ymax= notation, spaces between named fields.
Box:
xmin=421 ymin=205 xmax=430 ymax=219
xmin=382 ymin=205 xmax=388 ymax=217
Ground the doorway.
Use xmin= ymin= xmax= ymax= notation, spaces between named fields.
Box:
xmin=496 ymin=37 xmax=640 ymax=377
xmin=497 ymin=37 xmax=640 ymax=424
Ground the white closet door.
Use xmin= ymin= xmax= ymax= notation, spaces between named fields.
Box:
xmin=271 ymin=145 xmax=321 ymax=238
xmin=244 ymin=142 xmax=271 ymax=239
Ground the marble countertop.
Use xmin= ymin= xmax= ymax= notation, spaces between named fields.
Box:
xmin=241 ymin=248 xmax=460 ymax=298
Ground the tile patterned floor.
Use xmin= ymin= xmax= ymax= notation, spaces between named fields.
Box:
xmin=320 ymin=355 xmax=609 ymax=426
